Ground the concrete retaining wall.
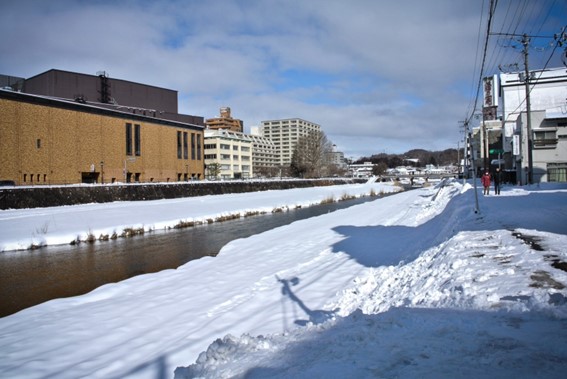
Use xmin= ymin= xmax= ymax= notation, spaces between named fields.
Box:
xmin=0 ymin=179 xmax=368 ymax=209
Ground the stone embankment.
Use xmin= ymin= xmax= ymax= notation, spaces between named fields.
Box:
xmin=0 ymin=179 xmax=367 ymax=210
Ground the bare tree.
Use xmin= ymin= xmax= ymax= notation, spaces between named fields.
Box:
xmin=372 ymin=162 xmax=388 ymax=176
xmin=205 ymin=162 xmax=221 ymax=179
xmin=290 ymin=130 xmax=334 ymax=178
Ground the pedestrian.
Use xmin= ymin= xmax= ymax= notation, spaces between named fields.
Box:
xmin=494 ymin=167 xmax=502 ymax=195
xmin=481 ymin=171 xmax=491 ymax=195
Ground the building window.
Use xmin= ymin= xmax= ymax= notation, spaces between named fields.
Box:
xmin=534 ymin=130 xmax=557 ymax=147
xmin=126 ymin=123 xmax=133 ymax=156
xmin=197 ymin=134 xmax=202 ymax=160
xmin=177 ymin=131 xmax=182 ymax=159
xmin=36 ymin=139 xmax=41 ymax=149
xmin=191 ymin=133 xmax=196 ymax=160
xmin=134 ymin=124 xmax=141 ymax=156
xmin=548 ymin=162 xmax=567 ymax=182
xmin=183 ymin=132 xmax=188 ymax=159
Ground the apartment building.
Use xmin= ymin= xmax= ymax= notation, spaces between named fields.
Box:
xmin=203 ymin=129 xmax=252 ymax=179
xmin=258 ymin=118 xmax=321 ymax=166
xmin=248 ymin=129 xmax=278 ymax=177
xmin=205 ymin=107 xmax=243 ymax=133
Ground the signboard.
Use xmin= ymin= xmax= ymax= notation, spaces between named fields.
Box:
xmin=512 ymin=135 xmax=520 ymax=156
xmin=483 ymin=75 xmax=499 ymax=108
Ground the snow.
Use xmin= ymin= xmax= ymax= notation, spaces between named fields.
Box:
xmin=1 ymin=179 xmax=566 ymax=379
xmin=0 ymin=181 xmax=396 ymax=252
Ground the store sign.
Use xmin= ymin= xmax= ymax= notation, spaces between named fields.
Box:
xmin=483 ymin=75 xmax=499 ymax=108
xmin=513 ymin=135 xmax=520 ymax=156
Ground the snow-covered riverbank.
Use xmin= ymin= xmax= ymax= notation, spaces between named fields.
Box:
xmin=0 ymin=181 xmax=397 ymax=252
xmin=0 ymin=179 xmax=566 ymax=379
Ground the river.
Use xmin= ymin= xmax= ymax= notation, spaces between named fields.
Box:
xmin=0 ymin=196 xmax=378 ymax=317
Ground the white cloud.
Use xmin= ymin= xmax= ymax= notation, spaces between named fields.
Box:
xmin=1 ymin=0 xmax=563 ymax=158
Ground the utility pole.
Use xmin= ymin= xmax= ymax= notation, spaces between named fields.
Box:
xmin=459 ymin=120 xmax=468 ymax=184
xmin=482 ymin=118 xmax=489 ymax=172
xmin=522 ymin=34 xmax=534 ymax=184
xmin=469 ymin=128 xmax=480 ymax=214
xmin=492 ymin=31 xmax=543 ymax=184
xmin=460 ymin=119 xmax=480 ymax=213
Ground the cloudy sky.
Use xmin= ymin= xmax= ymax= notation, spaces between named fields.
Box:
xmin=1 ymin=0 xmax=565 ymax=159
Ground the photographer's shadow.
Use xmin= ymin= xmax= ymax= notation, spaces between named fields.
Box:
xmin=277 ymin=275 xmax=336 ymax=327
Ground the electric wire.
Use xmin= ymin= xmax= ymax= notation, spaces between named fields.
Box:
xmin=466 ymin=0 xmax=497 ymax=125
xmin=501 ymin=26 xmax=566 ymax=125
xmin=466 ymin=0 xmax=487 ymax=119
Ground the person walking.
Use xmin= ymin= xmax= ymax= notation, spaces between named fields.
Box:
xmin=493 ymin=167 xmax=503 ymax=195
xmin=481 ymin=171 xmax=491 ymax=195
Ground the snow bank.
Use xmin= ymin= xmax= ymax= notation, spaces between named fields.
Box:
xmin=176 ymin=180 xmax=567 ymax=379
xmin=1 ymin=180 xmax=566 ymax=379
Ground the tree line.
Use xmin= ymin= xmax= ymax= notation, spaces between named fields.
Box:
xmin=289 ymin=131 xmax=461 ymax=179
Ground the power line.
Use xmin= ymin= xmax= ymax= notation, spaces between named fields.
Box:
xmin=466 ymin=0 xmax=497 ymax=125
xmin=466 ymin=0 xmax=487 ymax=119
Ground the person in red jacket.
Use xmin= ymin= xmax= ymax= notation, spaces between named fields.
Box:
xmin=481 ymin=171 xmax=491 ymax=195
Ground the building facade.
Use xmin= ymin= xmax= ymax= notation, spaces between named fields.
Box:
xmin=500 ymin=67 xmax=567 ymax=183
xmin=203 ymin=129 xmax=252 ymax=179
xmin=248 ymin=130 xmax=278 ymax=177
xmin=205 ymin=107 xmax=243 ymax=133
xmin=0 ymin=69 xmax=205 ymax=186
xmin=258 ymin=118 xmax=321 ymax=166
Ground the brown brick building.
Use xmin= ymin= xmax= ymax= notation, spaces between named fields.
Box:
xmin=0 ymin=70 xmax=205 ymax=185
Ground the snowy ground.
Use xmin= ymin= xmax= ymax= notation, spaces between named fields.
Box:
xmin=0 ymin=179 xmax=566 ymax=379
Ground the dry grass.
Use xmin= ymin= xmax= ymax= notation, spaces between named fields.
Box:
xmin=340 ymin=193 xmax=356 ymax=201
xmin=121 ymin=227 xmax=145 ymax=238
xmin=320 ymin=196 xmax=335 ymax=205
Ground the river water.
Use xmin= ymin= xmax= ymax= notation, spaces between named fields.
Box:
xmin=0 ymin=196 xmax=377 ymax=317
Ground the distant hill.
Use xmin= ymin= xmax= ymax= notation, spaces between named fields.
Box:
xmin=354 ymin=148 xmax=460 ymax=168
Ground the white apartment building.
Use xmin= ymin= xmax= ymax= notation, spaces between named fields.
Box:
xmin=258 ymin=118 xmax=321 ymax=166
xmin=326 ymin=146 xmax=347 ymax=169
xmin=248 ymin=127 xmax=278 ymax=177
xmin=203 ymin=129 xmax=252 ymax=179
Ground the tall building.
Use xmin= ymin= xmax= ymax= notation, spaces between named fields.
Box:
xmin=205 ymin=107 xmax=243 ymax=133
xmin=258 ymin=118 xmax=321 ymax=166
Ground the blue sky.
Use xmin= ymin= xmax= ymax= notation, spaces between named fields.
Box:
xmin=1 ymin=0 xmax=565 ymax=159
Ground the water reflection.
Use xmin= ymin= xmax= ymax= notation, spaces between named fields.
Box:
xmin=0 ymin=196 xmax=377 ymax=317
